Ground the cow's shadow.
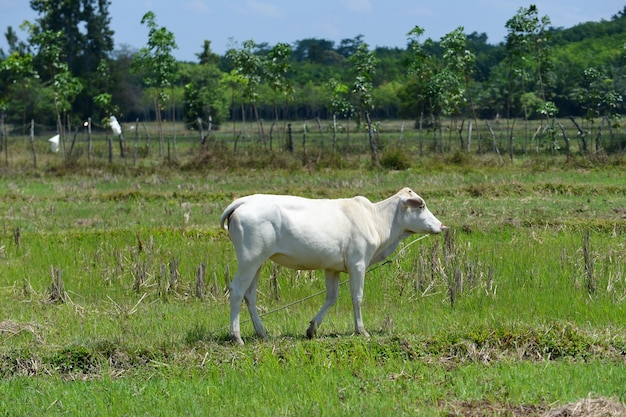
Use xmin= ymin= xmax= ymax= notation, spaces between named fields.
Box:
xmin=184 ymin=322 xmax=391 ymax=347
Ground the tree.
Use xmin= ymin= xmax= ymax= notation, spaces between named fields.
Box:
xmin=337 ymin=35 xmax=365 ymax=58
xmin=180 ymin=43 xmax=228 ymax=128
xmin=0 ymin=52 xmax=35 ymax=115
xmin=349 ymin=43 xmax=378 ymax=164
xmin=326 ymin=77 xmax=352 ymax=154
xmin=23 ymin=23 xmax=83 ymax=157
xmin=132 ymin=11 xmax=178 ymax=158
xmin=575 ymin=67 xmax=623 ymax=152
xmin=29 ymin=0 xmax=113 ymax=73
xmin=262 ymin=43 xmax=294 ymax=150
xmin=505 ymin=4 xmax=555 ymax=154
xmin=0 ymin=51 xmax=36 ymax=163
xmin=264 ymin=42 xmax=293 ymax=121
xmin=2 ymin=26 xmax=29 ymax=56
xmin=29 ymin=0 xmax=114 ymax=119
xmin=292 ymin=38 xmax=336 ymax=63
xmin=226 ymin=40 xmax=265 ymax=143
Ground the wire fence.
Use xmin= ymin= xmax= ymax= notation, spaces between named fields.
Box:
xmin=1 ymin=116 xmax=624 ymax=170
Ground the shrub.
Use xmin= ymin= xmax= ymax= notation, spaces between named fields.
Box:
xmin=380 ymin=147 xmax=412 ymax=170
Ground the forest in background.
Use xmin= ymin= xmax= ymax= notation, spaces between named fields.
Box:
xmin=0 ymin=1 xmax=625 ymax=154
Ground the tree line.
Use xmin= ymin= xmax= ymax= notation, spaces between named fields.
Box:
xmin=1 ymin=1 xmax=625 ymax=150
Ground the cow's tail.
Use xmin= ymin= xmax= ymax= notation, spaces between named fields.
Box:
xmin=220 ymin=198 xmax=246 ymax=230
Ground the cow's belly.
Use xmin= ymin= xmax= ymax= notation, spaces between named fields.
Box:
xmin=270 ymin=250 xmax=346 ymax=272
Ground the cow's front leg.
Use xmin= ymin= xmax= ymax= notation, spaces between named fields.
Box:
xmin=349 ymin=265 xmax=370 ymax=337
xmin=307 ymin=270 xmax=341 ymax=339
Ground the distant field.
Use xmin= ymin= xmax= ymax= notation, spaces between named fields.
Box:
xmin=0 ymin=138 xmax=625 ymax=415
xmin=2 ymin=116 xmax=623 ymax=172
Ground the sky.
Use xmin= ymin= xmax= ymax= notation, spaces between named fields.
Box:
xmin=0 ymin=0 xmax=624 ymax=62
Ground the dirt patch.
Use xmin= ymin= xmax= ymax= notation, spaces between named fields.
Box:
xmin=542 ymin=397 xmax=626 ymax=417
xmin=446 ymin=399 xmax=544 ymax=416
xmin=445 ymin=397 xmax=626 ymax=417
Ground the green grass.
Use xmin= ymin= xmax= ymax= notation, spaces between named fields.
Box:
xmin=1 ymin=155 xmax=625 ymax=415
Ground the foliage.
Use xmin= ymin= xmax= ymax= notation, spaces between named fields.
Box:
xmin=1 ymin=2 xmax=626 ymax=154
xmin=0 ymin=52 xmax=35 ymax=112
xmin=28 ymin=0 xmax=114 ymax=118
xmin=131 ymin=11 xmax=178 ymax=157
xmin=180 ymin=47 xmax=228 ymax=126
xmin=132 ymin=11 xmax=178 ymax=100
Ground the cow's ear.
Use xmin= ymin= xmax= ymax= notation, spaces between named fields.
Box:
xmin=404 ymin=197 xmax=425 ymax=209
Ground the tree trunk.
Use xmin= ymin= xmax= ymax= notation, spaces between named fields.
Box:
xmin=365 ymin=112 xmax=379 ymax=166
xmin=457 ymin=119 xmax=465 ymax=151
xmin=156 ymin=96 xmax=164 ymax=158
xmin=595 ymin=117 xmax=606 ymax=152
xmin=568 ymin=116 xmax=587 ymax=153
xmin=557 ymin=121 xmax=571 ymax=159
xmin=486 ymin=121 xmax=504 ymax=164
xmin=30 ymin=119 xmax=37 ymax=169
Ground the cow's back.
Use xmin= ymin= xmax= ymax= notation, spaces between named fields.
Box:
xmin=225 ymin=194 xmax=377 ymax=271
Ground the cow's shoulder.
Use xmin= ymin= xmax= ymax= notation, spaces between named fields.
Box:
xmin=347 ymin=195 xmax=372 ymax=206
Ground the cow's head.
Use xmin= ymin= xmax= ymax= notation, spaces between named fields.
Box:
xmin=398 ymin=188 xmax=446 ymax=234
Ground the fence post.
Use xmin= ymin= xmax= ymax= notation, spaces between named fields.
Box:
xmin=30 ymin=119 xmax=37 ymax=169
xmin=87 ymin=117 xmax=92 ymax=163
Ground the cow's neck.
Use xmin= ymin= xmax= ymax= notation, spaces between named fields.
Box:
xmin=369 ymin=196 xmax=406 ymax=264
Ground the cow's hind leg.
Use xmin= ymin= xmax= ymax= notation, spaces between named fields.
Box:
xmin=229 ymin=263 xmax=264 ymax=345
xmin=244 ymin=268 xmax=267 ymax=340
xmin=307 ymin=270 xmax=340 ymax=339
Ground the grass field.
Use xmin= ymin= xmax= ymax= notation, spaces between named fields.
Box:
xmin=1 ymin=122 xmax=626 ymax=415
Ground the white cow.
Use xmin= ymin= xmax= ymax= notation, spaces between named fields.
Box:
xmin=220 ymin=187 xmax=445 ymax=345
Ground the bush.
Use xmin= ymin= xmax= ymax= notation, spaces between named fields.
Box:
xmin=380 ymin=147 xmax=412 ymax=170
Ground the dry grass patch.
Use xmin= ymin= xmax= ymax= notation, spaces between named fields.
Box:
xmin=543 ymin=397 xmax=626 ymax=417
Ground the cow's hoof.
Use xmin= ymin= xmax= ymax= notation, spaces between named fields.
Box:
xmin=306 ymin=321 xmax=317 ymax=339
xmin=356 ymin=328 xmax=371 ymax=338
xmin=231 ymin=334 xmax=245 ymax=346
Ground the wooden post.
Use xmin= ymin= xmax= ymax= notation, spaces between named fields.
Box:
xmin=87 ymin=117 xmax=92 ymax=163
xmin=315 ymin=117 xmax=324 ymax=149
xmin=30 ymin=119 xmax=37 ymax=169
xmin=118 ymin=132 xmax=126 ymax=159
xmin=133 ymin=118 xmax=139 ymax=165
xmin=287 ymin=123 xmax=293 ymax=153
xmin=302 ymin=120 xmax=307 ymax=164
xmin=197 ymin=117 xmax=205 ymax=146
xmin=1 ymin=113 xmax=5 ymax=165
xmin=68 ymin=127 xmax=78 ymax=159
xmin=332 ymin=114 xmax=337 ymax=155
xmin=418 ymin=112 xmax=424 ymax=157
